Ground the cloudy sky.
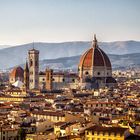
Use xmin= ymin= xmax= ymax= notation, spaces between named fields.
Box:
xmin=0 ymin=0 xmax=139 ymax=45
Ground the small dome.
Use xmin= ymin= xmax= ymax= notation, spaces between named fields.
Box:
xmin=10 ymin=66 xmax=24 ymax=78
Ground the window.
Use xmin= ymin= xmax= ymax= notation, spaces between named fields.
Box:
xmin=47 ymin=73 xmax=50 ymax=80
xmin=35 ymin=60 xmax=38 ymax=66
xmin=85 ymin=71 xmax=89 ymax=75
xmin=97 ymin=72 xmax=100 ymax=75
xmin=30 ymin=59 xmax=33 ymax=66
xmin=72 ymin=79 xmax=75 ymax=83
xmin=30 ymin=72 xmax=33 ymax=75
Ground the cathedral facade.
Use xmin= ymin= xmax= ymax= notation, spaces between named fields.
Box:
xmin=9 ymin=35 xmax=116 ymax=91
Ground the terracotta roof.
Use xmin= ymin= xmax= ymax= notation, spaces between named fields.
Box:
xmin=39 ymin=71 xmax=45 ymax=75
xmin=10 ymin=66 xmax=24 ymax=78
xmin=78 ymin=47 xmax=111 ymax=68
xmin=86 ymin=125 xmax=127 ymax=134
xmin=31 ymin=111 xmax=65 ymax=117
xmin=0 ymin=105 xmax=12 ymax=109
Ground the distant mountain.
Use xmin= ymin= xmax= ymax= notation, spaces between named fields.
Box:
xmin=0 ymin=45 xmax=11 ymax=49
xmin=16 ymin=53 xmax=140 ymax=72
xmin=0 ymin=40 xmax=140 ymax=70
xmin=38 ymin=53 xmax=140 ymax=71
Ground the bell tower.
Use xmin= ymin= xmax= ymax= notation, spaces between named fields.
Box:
xmin=28 ymin=48 xmax=39 ymax=89
xmin=46 ymin=69 xmax=53 ymax=91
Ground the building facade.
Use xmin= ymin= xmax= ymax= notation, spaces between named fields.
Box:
xmin=28 ymin=48 xmax=39 ymax=90
xmin=9 ymin=35 xmax=116 ymax=91
xmin=85 ymin=126 xmax=127 ymax=140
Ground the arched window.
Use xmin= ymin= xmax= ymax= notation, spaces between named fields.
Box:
xmin=72 ymin=79 xmax=75 ymax=83
xmin=85 ymin=71 xmax=89 ymax=75
xmin=47 ymin=73 xmax=50 ymax=80
xmin=97 ymin=72 xmax=100 ymax=75
xmin=30 ymin=59 xmax=33 ymax=67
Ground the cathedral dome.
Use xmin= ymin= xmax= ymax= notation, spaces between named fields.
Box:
xmin=10 ymin=66 xmax=24 ymax=79
xmin=78 ymin=35 xmax=111 ymax=69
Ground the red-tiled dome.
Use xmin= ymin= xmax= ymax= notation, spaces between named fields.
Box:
xmin=10 ymin=66 xmax=24 ymax=78
xmin=79 ymin=37 xmax=111 ymax=69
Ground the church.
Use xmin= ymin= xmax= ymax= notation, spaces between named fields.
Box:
xmin=78 ymin=35 xmax=116 ymax=89
xmin=9 ymin=35 xmax=116 ymax=91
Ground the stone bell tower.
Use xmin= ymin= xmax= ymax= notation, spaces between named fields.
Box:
xmin=28 ymin=48 xmax=39 ymax=90
xmin=46 ymin=69 xmax=53 ymax=91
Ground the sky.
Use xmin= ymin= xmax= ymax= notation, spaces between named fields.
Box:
xmin=0 ymin=0 xmax=140 ymax=45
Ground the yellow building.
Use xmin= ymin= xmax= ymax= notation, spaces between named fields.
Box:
xmin=4 ymin=89 xmax=27 ymax=97
xmin=26 ymin=133 xmax=55 ymax=140
xmin=0 ymin=96 xmax=25 ymax=103
xmin=0 ymin=90 xmax=44 ymax=103
xmin=85 ymin=125 xmax=127 ymax=140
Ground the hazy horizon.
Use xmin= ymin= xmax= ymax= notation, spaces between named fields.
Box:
xmin=0 ymin=39 xmax=140 ymax=50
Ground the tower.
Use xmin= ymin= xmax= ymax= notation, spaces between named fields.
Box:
xmin=24 ymin=60 xmax=29 ymax=90
xmin=46 ymin=69 xmax=53 ymax=91
xmin=28 ymin=48 xmax=39 ymax=89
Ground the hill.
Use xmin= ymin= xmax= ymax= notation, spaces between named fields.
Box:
xmin=0 ymin=40 xmax=140 ymax=70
